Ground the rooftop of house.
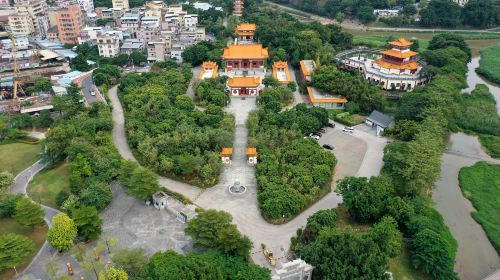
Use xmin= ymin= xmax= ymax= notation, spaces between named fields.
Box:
xmin=374 ymin=58 xmax=420 ymax=70
xmin=220 ymin=147 xmax=233 ymax=156
xmin=121 ymin=13 xmax=140 ymax=20
xmin=389 ymin=38 xmax=413 ymax=47
xmin=300 ymin=60 xmax=316 ymax=77
xmin=307 ymin=86 xmax=347 ymax=104
xmin=246 ymin=147 xmax=257 ymax=156
xmin=366 ymin=110 xmax=393 ymax=128
xmin=222 ymin=44 xmax=268 ymax=60
xmin=227 ymin=76 xmax=260 ymax=88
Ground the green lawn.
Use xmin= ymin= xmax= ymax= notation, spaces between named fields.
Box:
xmin=27 ymin=162 xmax=70 ymax=209
xmin=480 ymin=135 xmax=500 ymax=159
xmin=0 ymin=143 xmax=41 ymax=175
xmin=389 ymin=242 xmax=431 ymax=280
xmin=459 ymin=162 xmax=500 ymax=255
xmin=0 ymin=218 xmax=48 ymax=280
xmin=477 ymin=45 xmax=500 ymax=84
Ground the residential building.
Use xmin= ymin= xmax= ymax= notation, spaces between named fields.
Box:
xmin=53 ymin=4 xmax=85 ymax=44
xmin=307 ymin=86 xmax=347 ymax=109
xmin=195 ymin=27 xmax=205 ymax=41
xmin=0 ymin=35 xmax=29 ymax=50
xmin=140 ymin=16 xmax=160 ymax=28
xmin=97 ymin=35 xmax=120 ymax=57
xmin=454 ymin=0 xmax=468 ymax=6
xmin=14 ymin=0 xmax=49 ymax=38
xmin=55 ymin=0 xmax=72 ymax=8
xmin=373 ymin=9 xmax=399 ymax=17
xmin=183 ymin=14 xmax=197 ymax=31
xmin=46 ymin=26 xmax=58 ymax=40
xmin=146 ymin=36 xmax=171 ymax=62
xmin=78 ymin=26 xmax=104 ymax=44
xmin=137 ymin=27 xmax=159 ymax=43
xmin=76 ymin=0 xmax=94 ymax=15
xmin=236 ymin=23 xmax=255 ymax=43
xmin=222 ymin=44 xmax=268 ymax=71
xmin=233 ymin=0 xmax=243 ymax=16
xmin=226 ymin=76 xmax=261 ymax=96
xmin=0 ymin=0 xmax=11 ymax=7
xmin=8 ymin=13 xmax=35 ymax=35
xmin=198 ymin=61 xmax=218 ymax=80
xmin=120 ymin=13 xmax=141 ymax=36
xmin=121 ymin=38 xmax=143 ymax=54
xmin=341 ymin=38 xmax=429 ymax=91
xmin=299 ymin=60 xmax=316 ymax=82
xmin=272 ymin=61 xmax=291 ymax=84
xmin=112 ymin=0 xmax=129 ymax=10
xmin=365 ymin=110 xmax=394 ymax=136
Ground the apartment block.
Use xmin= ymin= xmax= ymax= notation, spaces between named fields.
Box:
xmin=97 ymin=35 xmax=120 ymax=57
xmin=8 ymin=12 xmax=35 ymax=35
xmin=112 ymin=0 xmax=129 ymax=10
xmin=14 ymin=0 xmax=49 ymax=38
xmin=51 ymin=4 xmax=84 ymax=44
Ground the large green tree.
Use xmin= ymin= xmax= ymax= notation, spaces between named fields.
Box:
xmin=419 ymin=0 xmax=462 ymax=28
xmin=0 ymin=233 xmax=34 ymax=270
xmin=185 ymin=210 xmax=252 ymax=258
xmin=13 ymin=197 xmax=45 ymax=228
xmin=72 ymin=206 xmax=103 ymax=241
xmin=337 ymin=176 xmax=395 ymax=223
xmin=463 ymin=0 xmax=498 ymax=28
xmin=111 ymin=248 xmax=149 ymax=278
xmin=47 ymin=213 xmax=77 ymax=252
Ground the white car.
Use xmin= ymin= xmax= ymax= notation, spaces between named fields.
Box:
xmin=308 ymin=133 xmax=320 ymax=140
xmin=342 ymin=126 xmax=354 ymax=133
xmin=90 ymin=91 xmax=95 ymax=96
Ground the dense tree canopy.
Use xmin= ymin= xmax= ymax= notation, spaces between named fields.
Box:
xmin=186 ymin=210 xmax=252 ymax=258
xmin=119 ymin=68 xmax=234 ymax=187
xmin=47 ymin=213 xmax=77 ymax=252
xmin=148 ymin=250 xmax=270 ymax=280
xmin=0 ymin=233 xmax=34 ymax=270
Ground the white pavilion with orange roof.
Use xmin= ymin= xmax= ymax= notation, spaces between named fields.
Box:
xmin=342 ymin=38 xmax=429 ymax=91
xmin=236 ymin=23 xmax=256 ymax=43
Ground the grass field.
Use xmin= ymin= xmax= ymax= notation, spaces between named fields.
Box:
xmin=389 ymin=242 xmax=431 ymax=280
xmin=0 ymin=218 xmax=48 ymax=280
xmin=480 ymin=135 xmax=500 ymax=159
xmin=28 ymin=162 xmax=70 ymax=209
xmin=459 ymin=162 xmax=500 ymax=255
xmin=477 ymin=45 xmax=500 ymax=84
xmin=0 ymin=143 xmax=41 ymax=175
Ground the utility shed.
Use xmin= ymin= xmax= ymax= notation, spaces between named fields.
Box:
xmin=365 ymin=110 xmax=394 ymax=136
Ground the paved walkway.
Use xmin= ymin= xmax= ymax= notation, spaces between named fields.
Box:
xmin=9 ymin=160 xmax=62 ymax=279
xmin=109 ymin=83 xmax=388 ymax=267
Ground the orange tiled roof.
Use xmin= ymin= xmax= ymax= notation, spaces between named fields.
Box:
xmin=300 ymin=60 xmax=316 ymax=77
xmin=222 ymin=44 xmax=269 ymax=60
xmin=307 ymin=87 xmax=347 ymax=104
xmin=272 ymin=61 xmax=291 ymax=83
xmin=374 ymin=59 xmax=420 ymax=70
xmin=220 ymin=147 xmax=233 ymax=156
xmin=227 ymin=76 xmax=260 ymax=88
xmin=198 ymin=61 xmax=219 ymax=80
xmin=382 ymin=49 xmax=418 ymax=59
xmin=246 ymin=147 xmax=257 ymax=156
xmin=237 ymin=23 xmax=256 ymax=32
xmin=389 ymin=38 xmax=413 ymax=47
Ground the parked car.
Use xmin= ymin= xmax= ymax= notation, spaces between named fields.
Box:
xmin=342 ymin=126 xmax=354 ymax=133
xmin=313 ymin=132 xmax=322 ymax=137
xmin=318 ymin=128 xmax=326 ymax=133
xmin=322 ymin=144 xmax=334 ymax=150
xmin=327 ymin=123 xmax=335 ymax=128
xmin=90 ymin=91 xmax=95 ymax=96
xmin=307 ymin=133 xmax=320 ymax=140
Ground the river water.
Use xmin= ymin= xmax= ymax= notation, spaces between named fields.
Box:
xmin=433 ymin=57 xmax=500 ymax=280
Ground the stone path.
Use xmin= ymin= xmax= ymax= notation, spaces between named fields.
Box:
xmin=109 ymin=83 xmax=389 ymax=267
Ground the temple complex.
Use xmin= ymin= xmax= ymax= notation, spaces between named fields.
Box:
xmin=198 ymin=61 xmax=218 ymax=80
xmin=226 ymin=76 xmax=262 ymax=96
xmin=341 ymin=38 xmax=429 ymax=91
xmin=222 ymin=44 xmax=269 ymax=71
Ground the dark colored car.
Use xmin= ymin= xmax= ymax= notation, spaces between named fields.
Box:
xmin=322 ymin=144 xmax=334 ymax=150
xmin=318 ymin=128 xmax=326 ymax=133
xmin=327 ymin=123 xmax=335 ymax=128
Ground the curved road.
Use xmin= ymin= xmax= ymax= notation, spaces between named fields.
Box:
xmin=9 ymin=160 xmax=60 ymax=279
xmin=108 ymin=84 xmax=387 ymax=266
